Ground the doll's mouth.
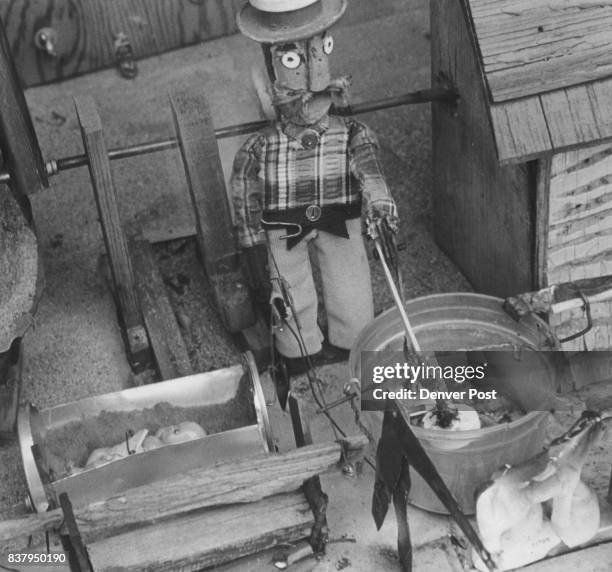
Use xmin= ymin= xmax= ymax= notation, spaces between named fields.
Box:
xmin=273 ymin=76 xmax=350 ymax=106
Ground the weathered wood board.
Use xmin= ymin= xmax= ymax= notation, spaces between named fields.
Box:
xmin=459 ymin=1 xmax=612 ymax=164
xmin=467 ymin=0 xmax=612 ymax=103
xmin=74 ymin=96 xmax=149 ymax=367
xmin=431 ymin=0 xmax=534 ymax=297
xmin=0 ymin=436 xmax=366 ymax=546
xmin=544 ymin=142 xmax=612 ymax=350
xmin=0 ymin=0 xmax=242 ymax=87
xmin=170 ymin=86 xmax=255 ymax=333
xmin=130 ymin=238 xmax=193 ymax=380
xmin=87 ymin=492 xmax=314 ymax=571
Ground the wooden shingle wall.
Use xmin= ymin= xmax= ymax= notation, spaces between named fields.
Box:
xmin=489 ymin=79 xmax=612 ymax=164
xmin=545 ymin=143 xmax=612 ymax=350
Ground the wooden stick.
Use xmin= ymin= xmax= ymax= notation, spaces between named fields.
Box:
xmin=0 ymin=436 xmax=367 ymax=545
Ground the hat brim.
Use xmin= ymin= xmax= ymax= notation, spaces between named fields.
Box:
xmin=237 ymin=0 xmax=348 ymax=43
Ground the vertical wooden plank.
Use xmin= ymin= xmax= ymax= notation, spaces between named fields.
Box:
xmin=169 ymin=86 xmax=255 ymax=333
xmin=431 ymin=0 xmax=534 ymax=297
xmin=74 ymin=96 xmax=149 ymax=367
xmin=130 ymin=239 xmax=193 ymax=380
xmin=540 ymin=86 xmax=601 ymax=150
xmin=534 ymin=157 xmax=552 ymax=289
xmin=546 ymin=143 xmax=612 ymax=350
xmin=0 ymin=13 xmax=47 ymax=201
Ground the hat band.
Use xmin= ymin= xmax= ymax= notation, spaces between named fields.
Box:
xmin=260 ymin=2 xmax=324 ymax=34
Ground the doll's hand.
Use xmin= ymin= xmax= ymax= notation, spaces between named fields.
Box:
xmin=366 ymin=198 xmax=399 ymax=236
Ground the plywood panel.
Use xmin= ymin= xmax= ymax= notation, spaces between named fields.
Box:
xmin=466 ymin=0 xmax=612 ymax=102
xmin=431 ymin=0 xmax=534 ymax=297
xmin=0 ymin=0 xmax=241 ymax=86
xmin=546 ymin=142 xmax=612 ymax=350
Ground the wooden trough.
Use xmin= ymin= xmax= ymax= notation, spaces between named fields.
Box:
xmin=432 ymin=0 xmax=612 ymax=350
xmin=5 ymin=351 xmax=368 ymax=570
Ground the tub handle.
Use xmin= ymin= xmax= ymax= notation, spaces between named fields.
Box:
xmin=558 ymin=291 xmax=592 ymax=344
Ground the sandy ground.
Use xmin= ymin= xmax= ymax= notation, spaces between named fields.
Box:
xmin=1 ymin=0 xmax=611 ymax=571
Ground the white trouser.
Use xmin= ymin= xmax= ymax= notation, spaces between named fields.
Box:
xmin=267 ymin=218 xmax=374 ymax=358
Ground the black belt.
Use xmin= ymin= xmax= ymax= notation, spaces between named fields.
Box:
xmin=261 ymin=202 xmax=362 ymax=249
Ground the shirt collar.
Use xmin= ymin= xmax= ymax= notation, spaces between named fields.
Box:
xmin=280 ymin=115 xmax=330 ymax=145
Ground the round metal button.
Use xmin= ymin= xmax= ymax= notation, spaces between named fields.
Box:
xmin=301 ymin=129 xmax=320 ymax=149
xmin=305 ymin=205 xmax=322 ymax=222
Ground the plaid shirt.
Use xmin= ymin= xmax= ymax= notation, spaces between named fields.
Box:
xmin=230 ymin=115 xmax=397 ymax=248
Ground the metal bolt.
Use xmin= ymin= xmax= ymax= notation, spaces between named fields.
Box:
xmin=34 ymin=27 xmax=58 ymax=57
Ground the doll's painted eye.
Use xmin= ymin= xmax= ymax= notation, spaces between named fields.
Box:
xmin=281 ymin=51 xmax=301 ymax=69
xmin=323 ymin=34 xmax=334 ymax=55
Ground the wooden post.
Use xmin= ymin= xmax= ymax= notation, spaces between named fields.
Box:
xmin=59 ymin=493 xmax=93 ymax=572
xmin=0 ymin=15 xmax=47 ymax=211
xmin=169 ymin=86 xmax=255 ymax=333
xmin=74 ymin=96 xmax=149 ymax=370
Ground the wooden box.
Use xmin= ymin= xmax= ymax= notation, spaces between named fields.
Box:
xmin=431 ymin=0 xmax=612 ymax=349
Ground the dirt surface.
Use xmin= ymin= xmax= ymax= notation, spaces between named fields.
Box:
xmin=155 ymin=239 xmax=241 ymax=370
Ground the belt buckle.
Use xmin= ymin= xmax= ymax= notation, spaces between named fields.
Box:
xmin=305 ymin=204 xmax=322 ymax=222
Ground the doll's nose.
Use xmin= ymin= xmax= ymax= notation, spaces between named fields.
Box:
xmin=307 ymin=44 xmax=330 ymax=92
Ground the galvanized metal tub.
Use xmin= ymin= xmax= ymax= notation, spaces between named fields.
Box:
xmin=18 ymin=352 xmax=273 ymax=512
xmin=349 ymin=293 xmax=559 ymax=515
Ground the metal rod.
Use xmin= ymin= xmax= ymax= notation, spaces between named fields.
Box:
xmin=373 ymin=237 xmax=421 ymax=352
xmin=55 ymin=139 xmax=179 ymax=171
xmin=0 ymin=89 xmax=457 ymax=182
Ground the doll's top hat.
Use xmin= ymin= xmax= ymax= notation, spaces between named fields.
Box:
xmin=237 ymin=0 xmax=348 ymax=43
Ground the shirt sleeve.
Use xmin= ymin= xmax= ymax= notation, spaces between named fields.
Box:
xmin=230 ymin=134 xmax=266 ymax=248
xmin=348 ymin=119 xmax=398 ymax=219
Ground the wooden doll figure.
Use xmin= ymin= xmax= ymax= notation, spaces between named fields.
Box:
xmin=231 ymin=0 xmax=398 ymax=362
